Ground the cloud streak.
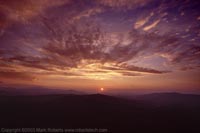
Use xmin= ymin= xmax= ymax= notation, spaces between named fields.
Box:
xmin=0 ymin=70 xmax=35 ymax=81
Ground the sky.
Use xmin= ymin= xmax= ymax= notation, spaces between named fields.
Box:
xmin=0 ymin=0 xmax=200 ymax=93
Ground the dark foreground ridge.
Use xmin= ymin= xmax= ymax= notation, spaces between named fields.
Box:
xmin=0 ymin=93 xmax=200 ymax=133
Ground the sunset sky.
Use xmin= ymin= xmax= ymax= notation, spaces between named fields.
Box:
xmin=0 ymin=0 xmax=200 ymax=93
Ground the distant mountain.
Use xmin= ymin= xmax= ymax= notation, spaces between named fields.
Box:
xmin=135 ymin=92 xmax=200 ymax=107
xmin=0 ymin=87 xmax=85 ymax=96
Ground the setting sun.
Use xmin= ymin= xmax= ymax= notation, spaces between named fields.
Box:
xmin=100 ymin=88 xmax=104 ymax=91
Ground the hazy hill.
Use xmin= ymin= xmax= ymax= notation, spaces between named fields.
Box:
xmin=135 ymin=92 xmax=200 ymax=108
xmin=0 ymin=87 xmax=85 ymax=96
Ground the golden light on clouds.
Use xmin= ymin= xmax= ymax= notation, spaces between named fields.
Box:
xmin=143 ymin=19 xmax=160 ymax=31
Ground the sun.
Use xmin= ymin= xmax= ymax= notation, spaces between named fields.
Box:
xmin=100 ymin=88 xmax=104 ymax=91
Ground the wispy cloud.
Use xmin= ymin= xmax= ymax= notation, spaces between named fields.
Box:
xmin=134 ymin=12 xmax=154 ymax=29
xmin=0 ymin=70 xmax=35 ymax=81
xmin=143 ymin=19 xmax=160 ymax=31
xmin=97 ymin=0 xmax=153 ymax=9
xmin=0 ymin=0 xmax=70 ymax=28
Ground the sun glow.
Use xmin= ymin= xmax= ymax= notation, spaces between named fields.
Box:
xmin=100 ymin=88 xmax=104 ymax=91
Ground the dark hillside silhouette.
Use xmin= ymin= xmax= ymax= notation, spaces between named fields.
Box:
xmin=0 ymin=93 xmax=200 ymax=132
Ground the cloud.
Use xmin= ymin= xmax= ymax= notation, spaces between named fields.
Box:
xmin=143 ymin=19 xmax=160 ymax=31
xmin=134 ymin=12 xmax=154 ymax=29
xmin=120 ymin=64 xmax=169 ymax=74
xmin=0 ymin=0 xmax=70 ymax=28
xmin=40 ymin=17 xmax=107 ymax=65
xmin=101 ymin=64 xmax=168 ymax=74
xmin=120 ymin=71 xmax=141 ymax=76
xmin=0 ymin=14 xmax=192 ymax=80
xmin=0 ymin=70 xmax=35 ymax=81
xmin=72 ymin=8 xmax=103 ymax=22
xmin=97 ymin=0 xmax=152 ymax=9
xmin=134 ymin=18 xmax=149 ymax=29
